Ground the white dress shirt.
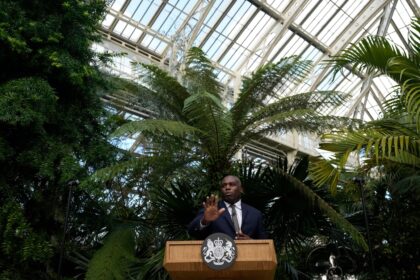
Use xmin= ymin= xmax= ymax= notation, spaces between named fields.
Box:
xmin=224 ymin=200 xmax=243 ymax=229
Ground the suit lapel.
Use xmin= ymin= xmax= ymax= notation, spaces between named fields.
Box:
xmin=219 ymin=201 xmax=235 ymax=231
xmin=241 ymin=202 xmax=249 ymax=229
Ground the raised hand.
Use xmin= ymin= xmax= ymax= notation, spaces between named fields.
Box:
xmin=201 ymin=194 xmax=225 ymax=225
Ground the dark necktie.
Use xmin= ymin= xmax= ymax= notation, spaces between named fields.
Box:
xmin=230 ymin=204 xmax=240 ymax=233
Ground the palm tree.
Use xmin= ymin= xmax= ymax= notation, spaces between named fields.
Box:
xmin=238 ymin=156 xmax=368 ymax=279
xmin=310 ymin=17 xmax=420 ymax=192
xmin=83 ymin=47 xmax=367 ymax=279
xmin=308 ymin=17 xmax=420 ymax=279
xmin=113 ymin=47 xmax=353 ymax=186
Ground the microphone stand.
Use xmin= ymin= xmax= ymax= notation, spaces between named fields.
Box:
xmin=57 ymin=180 xmax=79 ymax=279
xmin=354 ymin=177 xmax=376 ymax=277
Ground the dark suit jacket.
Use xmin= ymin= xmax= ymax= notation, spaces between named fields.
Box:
xmin=188 ymin=200 xmax=267 ymax=240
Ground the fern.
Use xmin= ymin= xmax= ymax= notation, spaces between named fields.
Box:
xmin=86 ymin=227 xmax=137 ymax=280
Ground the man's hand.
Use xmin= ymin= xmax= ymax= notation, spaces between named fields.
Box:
xmin=201 ymin=194 xmax=225 ymax=225
xmin=235 ymin=231 xmax=251 ymax=240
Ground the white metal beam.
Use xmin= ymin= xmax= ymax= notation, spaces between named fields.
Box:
xmin=345 ymin=0 xmax=396 ymax=119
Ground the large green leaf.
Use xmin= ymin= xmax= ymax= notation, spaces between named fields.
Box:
xmin=86 ymin=227 xmax=137 ymax=280
xmin=112 ymin=119 xmax=202 ymax=138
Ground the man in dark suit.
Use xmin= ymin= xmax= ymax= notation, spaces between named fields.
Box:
xmin=188 ymin=175 xmax=267 ymax=240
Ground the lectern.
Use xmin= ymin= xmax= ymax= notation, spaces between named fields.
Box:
xmin=163 ymin=239 xmax=277 ymax=280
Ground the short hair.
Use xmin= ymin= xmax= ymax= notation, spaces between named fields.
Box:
xmin=221 ymin=175 xmax=242 ymax=187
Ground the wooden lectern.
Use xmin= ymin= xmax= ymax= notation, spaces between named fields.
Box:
xmin=163 ymin=239 xmax=277 ymax=280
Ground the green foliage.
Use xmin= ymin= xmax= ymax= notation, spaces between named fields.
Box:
xmin=113 ymin=119 xmax=201 ymax=138
xmin=312 ymin=17 xmax=420 ymax=191
xmin=117 ymin=47 xmax=354 ymax=184
xmin=359 ymin=171 xmax=420 ymax=279
xmin=184 ymin=47 xmax=223 ymax=95
xmin=86 ymin=228 xmax=137 ymax=280
xmin=236 ymin=157 xmax=366 ymax=279
xmin=0 ymin=202 xmax=53 ymax=262
xmin=133 ymin=248 xmax=168 ymax=280
xmin=98 ymin=46 xmax=360 ymax=279
xmin=0 ymin=0 xmax=122 ymax=278
xmin=309 ymin=17 xmax=420 ymax=279
xmin=150 ymin=181 xmax=205 ymax=240
xmin=0 ymin=78 xmax=56 ymax=126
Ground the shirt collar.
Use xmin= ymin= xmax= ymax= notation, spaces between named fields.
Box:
xmin=224 ymin=199 xmax=241 ymax=210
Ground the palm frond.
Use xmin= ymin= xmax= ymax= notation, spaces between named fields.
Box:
xmin=86 ymin=227 xmax=137 ymax=280
xmin=183 ymin=92 xmax=232 ymax=158
xmin=386 ymin=56 xmax=420 ymax=126
xmin=408 ymin=17 xmax=420 ymax=61
xmin=184 ymin=47 xmax=222 ymax=96
xmin=249 ymin=114 xmax=356 ymax=137
xmin=232 ymin=56 xmax=312 ymax=130
xmin=391 ymin=174 xmax=420 ymax=196
xmin=309 ymin=157 xmax=342 ymax=193
xmin=132 ymin=248 xmax=167 ymax=280
xmin=329 ymin=36 xmax=405 ymax=78
xmin=88 ymin=158 xmax=143 ymax=183
xmin=275 ymin=168 xmax=368 ymax=250
xmin=242 ymin=91 xmax=348 ymax=129
xmin=151 ymin=182 xmax=198 ymax=239
xmin=112 ymin=119 xmax=202 ymax=139
xmin=328 ymin=17 xmax=420 ymax=129
xmin=387 ymin=150 xmax=420 ymax=167
xmin=320 ymin=128 xmax=419 ymax=167
xmin=132 ymin=63 xmax=189 ymax=119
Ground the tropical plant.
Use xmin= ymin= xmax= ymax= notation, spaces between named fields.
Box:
xmin=310 ymin=17 xmax=420 ymax=192
xmin=308 ymin=16 xmax=420 ymax=279
xmin=238 ymin=156 xmax=366 ymax=279
xmin=83 ymin=47 xmax=365 ymax=279
xmin=0 ymin=0 xmax=123 ymax=278
xmin=112 ymin=47 xmax=354 ymax=186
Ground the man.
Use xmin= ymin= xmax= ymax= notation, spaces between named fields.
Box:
xmin=188 ymin=175 xmax=267 ymax=240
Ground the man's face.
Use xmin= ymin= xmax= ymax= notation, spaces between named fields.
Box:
xmin=220 ymin=176 xmax=242 ymax=204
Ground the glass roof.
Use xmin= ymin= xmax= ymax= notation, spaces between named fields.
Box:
xmin=99 ymin=0 xmax=419 ymax=155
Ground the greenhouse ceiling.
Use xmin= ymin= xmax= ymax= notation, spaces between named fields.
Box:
xmin=98 ymin=0 xmax=419 ymax=123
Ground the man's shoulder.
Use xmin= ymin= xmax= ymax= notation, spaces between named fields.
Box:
xmin=241 ymin=202 xmax=262 ymax=214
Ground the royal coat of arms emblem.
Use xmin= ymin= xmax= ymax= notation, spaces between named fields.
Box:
xmin=201 ymin=233 xmax=237 ymax=270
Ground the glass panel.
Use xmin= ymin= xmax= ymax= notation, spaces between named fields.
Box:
xmin=155 ymin=6 xmax=180 ymax=36
xmin=296 ymin=1 xmax=323 ymax=26
xmin=241 ymin=53 xmax=262 ymax=75
xmin=102 ymin=14 xmax=115 ymax=28
xmin=153 ymin=41 xmax=168 ymax=54
xmin=142 ymin=34 xmax=154 ymax=46
xmin=124 ymin=0 xmax=141 ymax=17
xmin=129 ymin=28 xmax=143 ymax=42
xmin=134 ymin=0 xmax=162 ymax=24
xmin=266 ymin=0 xmax=293 ymax=12
xmin=151 ymin=3 xmax=173 ymax=33
xmin=373 ymin=76 xmax=396 ymax=100
xmin=148 ymin=37 xmax=161 ymax=50
xmin=171 ymin=0 xmax=196 ymax=14
xmin=192 ymin=0 xmax=231 ymax=47
xmin=121 ymin=24 xmax=135 ymax=38
xmin=202 ymin=32 xmax=229 ymax=59
xmin=267 ymin=30 xmax=294 ymax=61
xmin=205 ymin=0 xmax=231 ymax=27
xmin=110 ymin=0 xmax=126 ymax=11
xmin=300 ymin=45 xmax=323 ymax=61
xmin=238 ymin=13 xmax=275 ymax=50
xmin=273 ymin=35 xmax=310 ymax=60
xmin=317 ymin=10 xmax=350 ymax=45
xmin=114 ymin=20 xmax=128 ymax=35
xmin=301 ymin=1 xmax=336 ymax=34
xmin=220 ymin=44 xmax=250 ymax=69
